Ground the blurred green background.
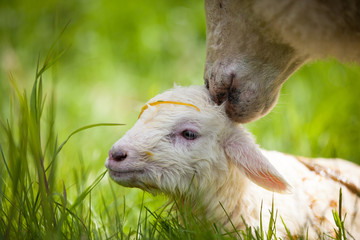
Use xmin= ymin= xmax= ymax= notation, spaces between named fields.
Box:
xmin=1 ymin=0 xmax=359 ymax=234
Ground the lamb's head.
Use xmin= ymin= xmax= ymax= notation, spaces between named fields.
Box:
xmin=105 ymin=86 xmax=291 ymax=198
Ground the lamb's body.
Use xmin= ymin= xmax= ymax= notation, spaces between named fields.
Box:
xmin=215 ymin=151 xmax=360 ymax=238
xmin=106 ymin=85 xmax=360 ymax=238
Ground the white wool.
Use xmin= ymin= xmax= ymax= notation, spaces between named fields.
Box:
xmin=106 ymin=85 xmax=360 ymax=238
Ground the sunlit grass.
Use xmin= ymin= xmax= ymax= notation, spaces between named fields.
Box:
xmin=0 ymin=44 xmax=123 ymax=239
xmin=1 ymin=0 xmax=359 ymax=239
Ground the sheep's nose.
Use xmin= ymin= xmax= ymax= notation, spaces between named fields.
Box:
xmin=109 ymin=150 xmax=127 ymax=162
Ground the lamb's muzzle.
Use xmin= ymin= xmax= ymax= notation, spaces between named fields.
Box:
xmin=106 ymin=85 xmax=360 ymax=238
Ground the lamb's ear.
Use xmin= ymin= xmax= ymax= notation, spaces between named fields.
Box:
xmin=224 ymin=127 xmax=292 ymax=193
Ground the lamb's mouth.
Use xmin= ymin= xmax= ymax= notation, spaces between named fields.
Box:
xmin=108 ymin=169 xmax=144 ymax=178
xmin=109 ymin=169 xmax=144 ymax=183
xmin=108 ymin=169 xmax=159 ymax=192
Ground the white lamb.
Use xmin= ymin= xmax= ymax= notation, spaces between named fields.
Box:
xmin=105 ymin=85 xmax=360 ymax=238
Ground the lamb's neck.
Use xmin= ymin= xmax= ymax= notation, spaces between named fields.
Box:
xmin=188 ymin=162 xmax=262 ymax=228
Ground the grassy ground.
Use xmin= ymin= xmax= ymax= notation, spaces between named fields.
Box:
xmin=0 ymin=0 xmax=359 ymax=239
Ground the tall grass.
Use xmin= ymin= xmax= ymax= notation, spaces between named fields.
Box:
xmin=0 ymin=42 xmax=122 ymax=239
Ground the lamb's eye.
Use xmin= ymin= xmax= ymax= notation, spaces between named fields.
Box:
xmin=181 ymin=130 xmax=198 ymax=140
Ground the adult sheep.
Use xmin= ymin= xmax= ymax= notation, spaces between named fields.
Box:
xmin=204 ymin=0 xmax=360 ymax=123
xmin=105 ymin=85 xmax=360 ymax=238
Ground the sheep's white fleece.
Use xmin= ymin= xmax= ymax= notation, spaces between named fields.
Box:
xmin=106 ymin=85 xmax=360 ymax=238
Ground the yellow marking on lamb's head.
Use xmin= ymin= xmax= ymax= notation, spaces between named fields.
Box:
xmin=138 ymin=101 xmax=200 ymax=119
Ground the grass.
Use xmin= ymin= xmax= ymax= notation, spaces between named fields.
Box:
xmin=1 ymin=1 xmax=359 ymax=239
xmin=0 ymin=44 xmax=114 ymax=239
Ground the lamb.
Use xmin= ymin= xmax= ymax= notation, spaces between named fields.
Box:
xmin=204 ymin=0 xmax=360 ymax=123
xmin=105 ymin=85 xmax=360 ymax=238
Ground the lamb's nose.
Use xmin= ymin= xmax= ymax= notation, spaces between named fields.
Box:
xmin=109 ymin=150 xmax=127 ymax=162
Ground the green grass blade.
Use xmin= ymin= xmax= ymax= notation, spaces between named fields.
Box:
xmin=267 ymin=195 xmax=277 ymax=240
xmin=55 ymin=123 xmax=124 ymax=156
xmin=0 ymin=144 xmax=12 ymax=181
xmin=70 ymin=170 xmax=107 ymax=210
xmin=332 ymin=188 xmax=347 ymax=240
xmin=36 ymin=21 xmax=71 ymax=79
xmin=219 ymin=201 xmax=241 ymax=239
xmin=260 ymin=200 xmax=264 ymax=240
xmin=136 ymin=192 xmax=145 ymax=240
xmin=280 ymin=216 xmax=294 ymax=240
